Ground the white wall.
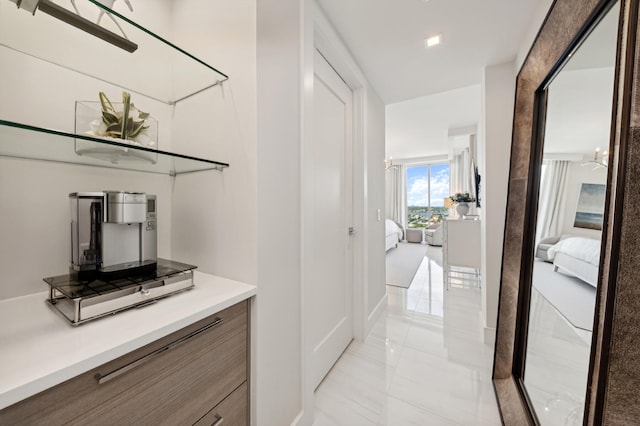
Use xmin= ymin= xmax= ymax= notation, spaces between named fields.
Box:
xmin=168 ymin=0 xmax=257 ymax=286
xmin=256 ymin=0 xmax=303 ymax=424
xmin=480 ymin=61 xmax=516 ymax=343
xmin=366 ymin=89 xmax=387 ymax=324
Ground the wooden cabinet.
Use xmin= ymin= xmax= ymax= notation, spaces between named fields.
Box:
xmin=195 ymin=382 xmax=247 ymax=426
xmin=0 ymin=301 xmax=248 ymax=425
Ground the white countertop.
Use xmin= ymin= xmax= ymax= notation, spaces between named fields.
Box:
xmin=0 ymin=271 xmax=256 ymax=410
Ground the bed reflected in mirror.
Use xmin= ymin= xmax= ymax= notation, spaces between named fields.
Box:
xmin=523 ymin=2 xmax=619 ymax=424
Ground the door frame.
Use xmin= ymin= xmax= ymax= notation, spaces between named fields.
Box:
xmin=300 ymin=1 xmax=370 ymax=424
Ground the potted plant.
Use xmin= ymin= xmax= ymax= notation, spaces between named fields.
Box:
xmin=448 ymin=192 xmax=476 ymax=216
xmin=75 ymin=91 xmax=158 ymax=164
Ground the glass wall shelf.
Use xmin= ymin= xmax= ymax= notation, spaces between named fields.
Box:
xmin=0 ymin=119 xmax=229 ymax=175
xmin=0 ymin=0 xmax=228 ymax=105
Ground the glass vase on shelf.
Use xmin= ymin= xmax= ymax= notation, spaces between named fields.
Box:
xmin=74 ymin=92 xmax=159 ymax=165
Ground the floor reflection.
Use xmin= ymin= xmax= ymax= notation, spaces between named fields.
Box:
xmin=314 ymin=246 xmax=500 ymax=425
xmin=392 ymin=245 xmax=445 ymax=318
xmin=525 ymin=286 xmax=592 ymax=426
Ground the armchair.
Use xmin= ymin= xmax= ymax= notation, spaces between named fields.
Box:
xmin=424 ymin=223 xmax=443 ymax=246
xmin=535 ymin=235 xmax=561 ymax=262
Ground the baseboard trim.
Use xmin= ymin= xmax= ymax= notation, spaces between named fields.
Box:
xmin=290 ymin=409 xmax=306 ymax=426
xmin=365 ymin=293 xmax=388 ymax=337
xmin=484 ymin=326 xmax=496 ymax=346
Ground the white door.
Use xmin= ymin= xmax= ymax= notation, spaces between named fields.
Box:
xmin=310 ymin=50 xmax=354 ymax=389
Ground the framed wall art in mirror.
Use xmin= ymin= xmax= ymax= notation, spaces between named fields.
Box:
xmin=572 ymin=183 xmax=606 ymax=230
xmin=492 ymin=0 xmax=640 ymax=424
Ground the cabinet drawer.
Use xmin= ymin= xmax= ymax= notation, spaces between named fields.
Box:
xmin=195 ymin=382 xmax=247 ymax=426
xmin=0 ymin=300 xmax=248 ymax=426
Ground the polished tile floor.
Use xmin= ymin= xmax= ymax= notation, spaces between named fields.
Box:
xmin=314 ymin=245 xmax=501 ymax=425
xmin=524 ymin=286 xmax=592 ymax=425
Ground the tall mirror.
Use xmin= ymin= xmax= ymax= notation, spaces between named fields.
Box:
xmin=523 ymin=2 xmax=619 ymax=424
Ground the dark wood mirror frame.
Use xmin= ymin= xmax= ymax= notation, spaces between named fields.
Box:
xmin=492 ymin=0 xmax=640 ymax=423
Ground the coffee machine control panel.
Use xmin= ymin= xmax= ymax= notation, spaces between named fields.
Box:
xmin=146 ymin=196 xmax=157 ymax=231
xmin=143 ymin=195 xmax=157 ymax=261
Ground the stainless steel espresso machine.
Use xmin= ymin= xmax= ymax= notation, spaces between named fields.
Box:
xmin=70 ymin=191 xmax=157 ymax=280
xmin=43 ymin=191 xmax=196 ymax=325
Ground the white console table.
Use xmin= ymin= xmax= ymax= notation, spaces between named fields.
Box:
xmin=443 ymin=218 xmax=481 ymax=287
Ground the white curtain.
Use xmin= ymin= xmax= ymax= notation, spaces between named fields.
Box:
xmin=385 ymin=164 xmax=406 ymax=227
xmin=450 ymin=149 xmax=470 ymax=195
xmin=535 ymin=160 xmax=569 ymax=244
xmin=450 ymin=152 xmax=461 ymax=194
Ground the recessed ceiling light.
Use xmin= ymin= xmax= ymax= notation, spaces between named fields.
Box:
xmin=425 ymin=34 xmax=442 ymax=48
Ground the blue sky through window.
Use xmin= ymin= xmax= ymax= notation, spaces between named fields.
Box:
xmin=407 ymin=165 xmax=428 ymax=207
xmin=407 ymin=163 xmax=450 ymax=207
xmin=430 ymin=163 xmax=449 ymax=206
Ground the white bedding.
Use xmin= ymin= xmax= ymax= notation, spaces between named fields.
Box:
xmin=553 ymin=252 xmax=599 ymax=287
xmin=547 ymin=237 xmax=600 ymax=266
xmin=548 ymin=237 xmax=600 ymax=287
xmin=385 ymin=219 xmax=403 ymax=251
xmin=385 ymin=219 xmax=402 ymax=238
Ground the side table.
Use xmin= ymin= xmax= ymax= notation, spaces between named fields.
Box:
xmin=405 ymin=228 xmax=424 ymax=244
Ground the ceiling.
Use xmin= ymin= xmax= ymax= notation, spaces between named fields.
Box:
xmin=385 ymin=84 xmax=480 ymax=159
xmin=316 ymin=0 xmax=544 ymax=105
xmin=315 ymin=0 xmax=546 ymax=160
xmin=544 ymin=2 xmax=619 ymax=157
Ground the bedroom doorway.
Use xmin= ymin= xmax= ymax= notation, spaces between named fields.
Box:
xmin=309 ymin=49 xmax=355 ymax=390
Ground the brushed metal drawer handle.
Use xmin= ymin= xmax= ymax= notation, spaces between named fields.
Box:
xmin=212 ymin=414 xmax=224 ymax=426
xmin=95 ymin=317 xmax=224 ymax=384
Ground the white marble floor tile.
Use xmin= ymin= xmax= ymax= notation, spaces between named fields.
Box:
xmin=314 ymin=249 xmax=501 ymax=426
xmin=403 ymin=322 xmax=447 ymax=356
xmin=377 ymin=397 xmax=462 ymax=426
xmin=387 ymin=372 xmax=495 ymax=425
xmin=346 ymin=333 xmax=404 ymax=370
xmin=370 ymin=313 xmax=412 ymax=346
xmin=324 ymin=351 xmax=395 ymax=393
xmin=394 ymin=346 xmax=493 ymax=385
xmin=315 ymin=376 xmax=380 ymax=425
xmin=312 ymin=410 xmax=343 ymax=426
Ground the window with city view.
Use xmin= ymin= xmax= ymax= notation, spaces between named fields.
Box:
xmin=407 ymin=163 xmax=450 ymax=228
